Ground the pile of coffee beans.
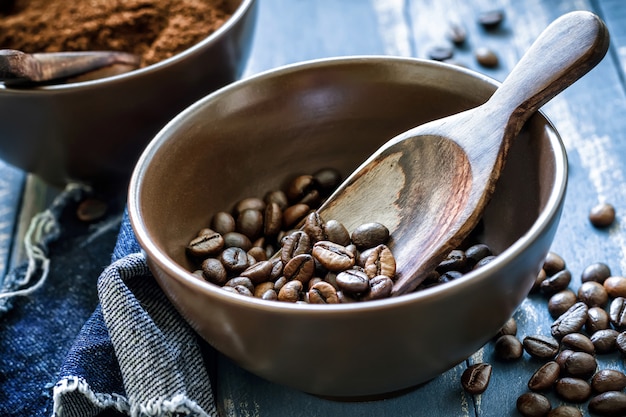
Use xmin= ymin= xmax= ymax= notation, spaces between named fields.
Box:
xmin=185 ymin=168 xmax=495 ymax=303
xmin=461 ymin=252 xmax=626 ymax=416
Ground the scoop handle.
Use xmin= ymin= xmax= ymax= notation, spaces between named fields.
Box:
xmin=488 ymin=11 xmax=609 ymax=124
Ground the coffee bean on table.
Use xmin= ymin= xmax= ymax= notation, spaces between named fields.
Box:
xmin=543 ymin=252 xmax=566 ymax=276
xmin=548 ymin=290 xmax=578 ymax=319
xmin=587 ymin=306 xmax=611 ymax=334
xmin=590 ymin=329 xmax=619 ymax=354
xmin=604 ymin=276 xmax=626 ymax=298
xmin=560 ymin=333 xmax=595 ymax=355
xmin=547 ymin=405 xmax=582 ymax=417
xmin=428 ymin=45 xmax=454 ymax=61
xmin=617 ymin=331 xmax=626 ymax=355
xmin=532 ymin=269 xmax=548 ymax=293
xmin=523 ymin=334 xmax=560 ymax=359
xmin=589 ymin=202 xmax=616 ymax=227
xmin=591 ymin=369 xmax=626 ymax=393
xmin=578 ymin=281 xmax=609 ymax=308
xmin=555 ymin=377 xmax=592 ymax=402
xmin=461 ymin=363 xmax=492 ymax=394
xmin=581 ymin=262 xmax=611 ymax=284
xmin=495 ymin=317 xmax=517 ymax=338
xmin=609 ymin=297 xmax=626 ymax=329
xmin=528 ymin=361 xmax=560 ymax=392
xmin=540 ymin=269 xmax=572 ymax=296
xmin=551 ymin=302 xmax=588 ymax=339
xmin=446 ymin=22 xmax=467 ymax=45
xmin=494 ymin=335 xmax=523 ymax=361
xmin=588 ymin=391 xmax=626 ymax=416
xmin=475 ymin=46 xmax=499 ymax=68
xmin=559 ymin=351 xmax=597 ymax=379
xmin=516 ymin=392 xmax=551 ymax=417
xmin=478 ymin=9 xmax=505 ymax=29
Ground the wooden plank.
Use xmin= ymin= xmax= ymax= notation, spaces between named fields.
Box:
xmin=216 ymin=0 xmax=626 ymax=415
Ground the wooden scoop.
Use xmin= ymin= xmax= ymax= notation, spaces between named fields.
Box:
xmin=316 ymin=11 xmax=610 ymax=296
xmin=0 ymin=49 xmax=141 ymax=86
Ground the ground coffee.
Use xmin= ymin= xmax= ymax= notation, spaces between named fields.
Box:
xmin=0 ymin=0 xmax=232 ymax=66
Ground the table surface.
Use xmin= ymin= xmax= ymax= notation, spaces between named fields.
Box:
xmin=2 ymin=0 xmax=626 ymax=416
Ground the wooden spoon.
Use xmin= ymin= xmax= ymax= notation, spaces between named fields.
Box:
xmin=0 ymin=49 xmax=141 ymax=86
xmin=316 ymin=11 xmax=610 ymax=296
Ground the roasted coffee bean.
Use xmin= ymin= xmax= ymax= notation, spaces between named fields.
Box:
xmin=364 ymin=244 xmax=396 ymax=279
xmin=263 ymin=202 xmax=282 ymax=237
xmin=254 ymin=281 xmax=276 ymax=299
xmin=274 ymin=276 xmax=288 ymax=292
xmin=308 ymin=277 xmax=323 ymax=290
xmin=308 ymin=281 xmax=339 ymax=304
xmin=532 ymin=269 xmax=548 ymax=293
xmin=592 ymin=369 xmax=626 ymax=393
xmin=312 ymin=168 xmax=342 ymax=195
xmin=281 ymin=231 xmax=312 ymax=263
xmin=286 ymin=174 xmax=315 ymax=203
xmin=478 ymin=9 xmax=505 ymax=29
xmin=211 ymin=211 xmax=236 ymax=235
xmin=590 ymin=329 xmax=619 ymax=354
xmin=312 ymin=241 xmax=356 ymax=271
xmin=555 ymin=377 xmax=592 ymax=403
xmin=587 ymin=306 xmax=610 ymax=334
xmin=516 ymin=392 xmax=551 ymax=417
xmin=523 ymin=334 xmax=560 ymax=359
xmin=547 ymin=405 xmax=582 ymax=417
xmin=234 ymin=197 xmax=265 ymax=215
xmin=617 ymin=331 xmax=626 ymax=355
xmin=264 ymin=190 xmax=289 ymax=210
xmin=548 ymin=290 xmax=578 ymax=319
xmin=578 ymin=281 xmax=608 ymax=308
xmin=248 ymin=246 xmax=267 ymax=262
xmin=283 ymin=254 xmax=316 ymax=284
xmin=361 ymin=275 xmax=393 ymax=301
xmin=609 ymin=297 xmax=626 ymax=329
xmin=201 ymin=258 xmax=228 ymax=286
xmin=324 ymin=219 xmax=351 ymax=246
xmin=464 ymin=243 xmax=492 ymax=268
xmin=475 ymin=47 xmax=499 ymax=68
xmin=528 ymin=361 xmax=560 ymax=392
xmin=336 ymin=269 xmax=370 ymax=293
xmin=561 ymin=333 xmax=595 ymax=355
xmin=220 ymin=247 xmax=250 ymax=274
xmin=494 ymin=335 xmax=523 ymax=361
xmin=76 ymin=198 xmax=107 ymax=222
xmin=582 ymin=262 xmax=611 ymax=284
xmin=540 ymin=269 xmax=572 ymax=296
xmin=428 ymin=45 xmax=454 ymax=61
xmin=187 ymin=229 xmax=224 ymax=257
xmin=543 ymin=252 xmax=566 ymax=276
xmin=473 ymin=255 xmax=496 ymax=269
xmin=224 ymin=277 xmax=254 ymax=293
xmin=282 ymin=203 xmax=310 ymax=229
xmin=240 ymin=260 xmax=273 ymax=284
xmin=439 ymin=270 xmax=463 ymax=283
xmin=436 ymin=249 xmax=466 ymax=273
xmin=495 ymin=317 xmax=517 ymax=338
xmin=223 ymin=284 xmax=253 ymax=297
xmin=223 ymin=231 xmax=252 ymax=251
xmin=604 ymin=276 xmax=626 ymax=298
xmin=302 ymin=211 xmax=326 ymax=242
xmin=461 ymin=363 xmax=492 ymax=394
xmin=446 ymin=22 xmax=467 ymax=45
xmin=551 ymin=302 xmax=588 ymax=339
xmin=589 ymin=202 xmax=616 ymax=228
xmin=560 ymin=351 xmax=597 ymax=379
xmin=277 ymin=280 xmax=303 ymax=303
xmin=351 ymin=222 xmax=390 ymax=250
xmin=588 ymin=391 xmax=626 ymax=416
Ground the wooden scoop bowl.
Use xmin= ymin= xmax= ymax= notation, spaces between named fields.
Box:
xmin=316 ymin=11 xmax=610 ymax=296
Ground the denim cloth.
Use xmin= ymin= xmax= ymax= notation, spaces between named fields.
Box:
xmin=0 ymin=185 xmax=217 ymax=417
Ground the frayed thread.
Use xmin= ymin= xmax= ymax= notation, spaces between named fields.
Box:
xmin=52 ymin=376 xmax=130 ymax=416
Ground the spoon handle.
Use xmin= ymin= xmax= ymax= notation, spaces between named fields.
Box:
xmin=487 ymin=11 xmax=609 ymax=125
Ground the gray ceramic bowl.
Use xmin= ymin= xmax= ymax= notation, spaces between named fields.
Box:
xmin=128 ymin=56 xmax=567 ymax=397
xmin=0 ymin=0 xmax=257 ymax=191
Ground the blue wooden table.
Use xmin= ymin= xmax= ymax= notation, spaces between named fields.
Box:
xmin=2 ymin=0 xmax=626 ymax=416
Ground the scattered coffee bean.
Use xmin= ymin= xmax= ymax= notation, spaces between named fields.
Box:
xmin=428 ymin=44 xmax=454 ymax=61
xmin=559 ymin=351 xmax=597 ymax=379
xmin=586 ymin=306 xmax=610 ymax=334
xmin=617 ymin=331 xmax=626 ymax=355
xmin=591 ymin=369 xmax=626 ymax=393
xmin=590 ymin=329 xmax=619 ymax=354
xmin=475 ymin=46 xmax=499 ymax=67
xmin=478 ymin=9 xmax=505 ymax=29
xmin=532 ymin=269 xmax=547 ymax=293
xmin=494 ymin=334 xmax=523 ymax=361
xmin=543 ymin=252 xmax=566 ymax=276
xmin=604 ymin=276 xmax=626 ymax=298
xmin=609 ymin=297 xmax=626 ymax=329
xmin=588 ymin=391 xmax=626 ymax=416
xmin=461 ymin=363 xmax=492 ymax=394
xmin=589 ymin=203 xmax=616 ymax=228
xmin=541 ymin=269 xmax=572 ymax=296
xmin=528 ymin=361 xmax=560 ymax=392
xmin=548 ymin=290 xmax=578 ymax=319
xmin=560 ymin=333 xmax=595 ymax=355
xmin=523 ymin=334 xmax=560 ymax=359
xmin=581 ymin=262 xmax=611 ymax=284
xmin=446 ymin=22 xmax=467 ymax=45
xmin=555 ymin=377 xmax=592 ymax=403
xmin=547 ymin=405 xmax=582 ymax=417
xmin=516 ymin=392 xmax=551 ymax=417
xmin=496 ymin=317 xmax=518 ymax=338
xmin=551 ymin=302 xmax=589 ymax=339
xmin=578 ymin=281 xmax=608 ymax=308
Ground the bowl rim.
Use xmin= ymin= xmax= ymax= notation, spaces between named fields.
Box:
xmin=128 ymin=55 xmax=568 ymax=315
xmin=0 ymin=0 xmax=256 ymax=92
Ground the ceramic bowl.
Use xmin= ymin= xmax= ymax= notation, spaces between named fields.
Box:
xmin=0 ymin=0 xmax=257 ymax=191
xmin=128 ymin=56 xmax=567 ymax=397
